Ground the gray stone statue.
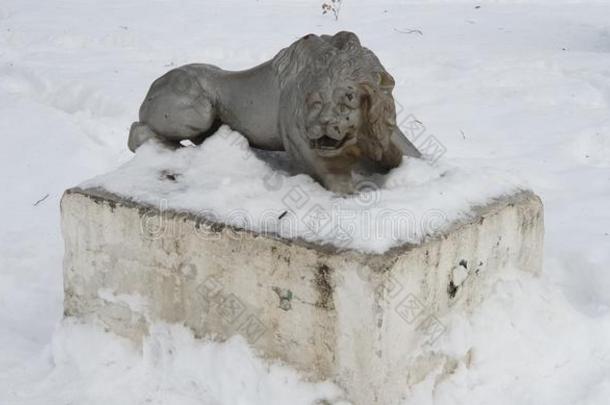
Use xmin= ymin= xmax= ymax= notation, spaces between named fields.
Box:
xmin=128 ymin=31 xmax=421 ymax=193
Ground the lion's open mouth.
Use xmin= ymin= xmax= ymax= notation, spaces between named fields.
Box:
xmin=310 ymin=134 xmax=355 ymax=151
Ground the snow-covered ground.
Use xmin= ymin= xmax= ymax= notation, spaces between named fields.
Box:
xmin=1 ymin=0 xmax=610 ymax=404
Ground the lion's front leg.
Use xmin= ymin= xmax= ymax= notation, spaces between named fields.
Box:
xmin=284 ymin=136 xmax=357 ymax=194
xmin=306 ymin=156 xmax=356 ymax=194
xmin=318 ymin=171 xmax=355 ymax=194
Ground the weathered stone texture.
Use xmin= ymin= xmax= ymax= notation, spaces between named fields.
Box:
xmin=61 ymin=187 xmax=543 ymax=405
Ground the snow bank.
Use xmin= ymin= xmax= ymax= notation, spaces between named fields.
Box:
xmin=2 ymin=320 xmax=346 ymax=405
xmin=80 ymin=126 xmax=523 ymax=253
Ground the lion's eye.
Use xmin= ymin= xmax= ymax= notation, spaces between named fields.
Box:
xmin=343 ymin=94 xmax=360 ymax=109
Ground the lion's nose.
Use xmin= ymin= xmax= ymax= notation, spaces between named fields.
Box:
xmin=319 ymin=104 xmax=334 ymax=124
xmin=325 ymin=124 xmax=344 ymax=140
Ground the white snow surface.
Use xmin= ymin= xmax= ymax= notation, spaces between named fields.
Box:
xmin=2 ymin=1 xmax=610 ymax=404
xmin=81 ymin=125 xmax=523 ymax=253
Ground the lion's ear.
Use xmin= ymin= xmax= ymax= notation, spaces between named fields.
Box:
xmin=329 ymin=31 xmax=361 ymax=50
xmin=377 ymin=72 xmax=395 ymax=91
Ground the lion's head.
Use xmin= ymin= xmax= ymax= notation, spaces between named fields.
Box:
xmin=274 ymin=31 xmax=399 ymax=164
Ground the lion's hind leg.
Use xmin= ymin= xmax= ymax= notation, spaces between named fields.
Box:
xmin=130 ymin=68 xmax=218 ymax=151
xmin=128 ymin=121 xmax=182 ymax=152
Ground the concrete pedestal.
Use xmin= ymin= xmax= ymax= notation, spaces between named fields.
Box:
xmin=61 ymin=186 xmax=543 ymax=405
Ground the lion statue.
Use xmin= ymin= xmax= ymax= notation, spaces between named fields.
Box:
xmin=128 ymin=31 xmax=421 ymax=193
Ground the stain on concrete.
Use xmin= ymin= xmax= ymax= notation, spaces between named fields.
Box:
xmin=314 ymin=264 xmax=335 ymax=310
xmin=447 ymin=280 xmax=458 ymax=299
xmin=272 ymin=286 xmax=293 ymax=311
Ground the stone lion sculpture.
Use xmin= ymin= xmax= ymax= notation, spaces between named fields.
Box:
xmin=128 ymin=31 xmax=421 ymax=193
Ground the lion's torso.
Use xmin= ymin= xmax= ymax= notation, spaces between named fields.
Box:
xmin=182 ymin=62 xmax=284 ymax=151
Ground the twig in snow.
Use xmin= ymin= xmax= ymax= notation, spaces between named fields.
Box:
xmin=394 ymin=28 xmax=423 ymax=36
xmin=33 ymin=194 xmax=49 ymax=206
xmin=322 ymin=0 xmax=343 ymax=21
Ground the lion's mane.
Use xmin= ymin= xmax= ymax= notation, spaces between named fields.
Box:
xmin=272 ymin=31 xmax=398 ymax=162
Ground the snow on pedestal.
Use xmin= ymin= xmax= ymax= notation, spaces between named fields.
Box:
xmin=61 ymin=127 xmax=544 ymax=405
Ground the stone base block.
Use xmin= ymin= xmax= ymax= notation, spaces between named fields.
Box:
xmin=61 ymin=187 xmax=543 ymax=405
